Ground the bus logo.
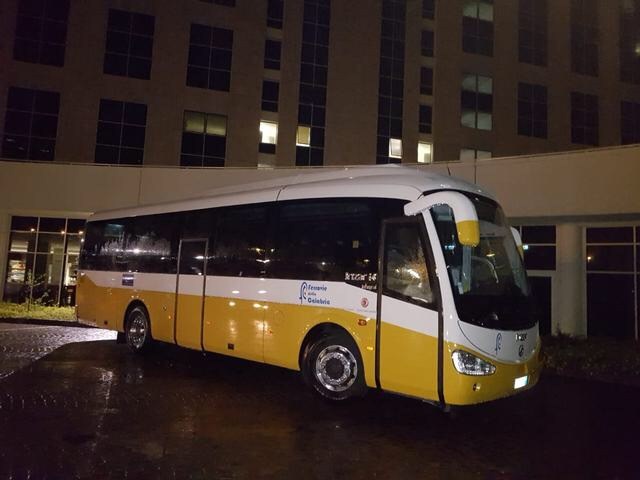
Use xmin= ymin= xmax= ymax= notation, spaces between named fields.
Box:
xmin=361 ymin=297 xmax=369 ymax=308
xmin=299 ymin=282 xmax=308 ymax=304
xmin=519 ymin=344 xmax=525 ymax=357
xmin=494 ymin=333 xmax=502 ymax=355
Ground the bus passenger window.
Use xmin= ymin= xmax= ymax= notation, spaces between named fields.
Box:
xmin=210 ymin=205 xmax=268 ymax=277
xmin=384 ymin=223 xmax=433 ymax=305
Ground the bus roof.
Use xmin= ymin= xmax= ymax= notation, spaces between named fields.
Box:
xmin=89 ymin=165 xmax=492 ymax=222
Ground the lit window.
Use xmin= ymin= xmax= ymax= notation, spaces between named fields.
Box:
xmin=260 ymin=121 xmax=277 ymax=144
xmin=389 ymin=138 xmax=402 ymax=158
xmin=259 ymin=121 xmax=278 ymax=154
xmin=417 ymin=142 xmax=432 ymax=163
xmin=296 ymin=126 xmax=311 ymax=146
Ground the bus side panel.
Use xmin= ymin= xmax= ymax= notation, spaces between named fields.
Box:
xmin=202 ymin=296 xmax=265 ymax=362
xmin=263 ymin=303 xmax=377 ymax=388
xmin=76 ymin=271 xmax=119 ymax=329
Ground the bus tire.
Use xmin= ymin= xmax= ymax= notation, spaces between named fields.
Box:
xmin=303 ymin=332 xmax=366 ymax=401
xmin=125 ymin=306 xmax=153 ymax=354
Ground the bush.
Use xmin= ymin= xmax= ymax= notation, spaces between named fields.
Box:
xmin=0 ymin=302 xmax=76 ymax=322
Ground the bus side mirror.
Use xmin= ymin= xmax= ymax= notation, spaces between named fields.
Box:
xmin=510 ymin=227 xmax=525 ymax=259
xmin=404 ymin=191 xmax=480 ymax=247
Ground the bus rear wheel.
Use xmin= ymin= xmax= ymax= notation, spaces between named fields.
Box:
xmin=125 ymin=306 xmax=153 ymax=353
xmin=303 ymin=332 xmax=366 ymax=401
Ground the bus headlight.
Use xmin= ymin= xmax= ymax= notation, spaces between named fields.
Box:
xmin=452 ymin=350 xmax=496 ymax=376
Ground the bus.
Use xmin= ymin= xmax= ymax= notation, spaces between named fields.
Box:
xmin=77 ymin=166 xmax=542 ymax=407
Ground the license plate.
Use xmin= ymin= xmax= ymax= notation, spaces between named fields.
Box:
xmin=514 ymin=375 xmax=528 ymax=389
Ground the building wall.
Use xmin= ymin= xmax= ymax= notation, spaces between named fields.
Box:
xmin=2 ymin=0 xmax=639 ymax=168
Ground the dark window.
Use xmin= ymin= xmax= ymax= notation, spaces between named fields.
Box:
xmin=210 ymin=205 xmax=268 ymax=277
xmin=13 ymin=0 xmax=70 ymax=66
xmin=186 ymin=24 xmax=233 ymax=91
xmin=103 ymin=9 xmax=154 ymax=80
xmin=199 ymin=0 xmax=236 ymax=6
xmin=272 ymin=200 xmax=379 ymax=283
xmin=620 ymin=0 xmax=640 ymax=84
xmin=376 ymin=0 xmax=405 ymax=164
xmin=462 ymin=0 xmax=494 ymax=57
xmin=518 ymin=0 xmax=547 ymax=66
xmin=419 ymin=104 xmax=432 ymax=134
xmin=267 ymin=0 xmax=284 ymax=29
xmin=421 ymin=30 xmax=434 ymax=57
xmin=264 ymin=39 xmax=281 ymax=70
xmin=180 ymin=111 xmax=227 ymax=167
xmin=621 ymin=101 xmax=640 ymax=144
xmin=517 ymin=82 xmax=547 ymax=138
xmin=422 ymin=0 xmax=435 ymax=19
xmin=461 ymin=74 xmax=492 ymax=130
xmin=571 ymin=92 xmax=598 ymax=145
xmin=570 ymin=0 xmax=598 ymax=76
xmin=2 ymin=86 xmax=59 ymax=160
xmin=11 ymin=216 xmax=39 ymax=231
xmin=261 ymin=80 xmax=279 ymax=112
xmin=297 ymin=0 xmax=331 ymax=166
xmin=521 ymin=225 xmax=556 ymax=244
xmin=420 ymin=67 xmax=433 ymax=95
xmin=95 ymin=99 xmax=147 ymax=165
xmin=587 ymin=274 xmax=635 ymax=338
xmin=585 ymin=225 xmax=639 ymax=339
xmin=586 ymin=227 xmax=633 ymax=243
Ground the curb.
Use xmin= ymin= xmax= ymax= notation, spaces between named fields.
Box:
xmin=0 ymin=318 xmax=97 ymax=329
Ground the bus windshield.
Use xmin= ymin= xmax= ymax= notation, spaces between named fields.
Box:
xmin=430 ymin=195 xmax=536 ymax=331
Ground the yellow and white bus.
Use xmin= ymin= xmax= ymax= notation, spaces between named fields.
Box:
xmin=77 ymin=166 xmax=542 ymax=406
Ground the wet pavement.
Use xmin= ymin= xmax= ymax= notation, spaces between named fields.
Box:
xmin=0 ymin=323 xmax=638 ymax=479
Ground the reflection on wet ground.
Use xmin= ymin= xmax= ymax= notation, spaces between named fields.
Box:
xmin=0 ymin=323 xmax=639 ymax=479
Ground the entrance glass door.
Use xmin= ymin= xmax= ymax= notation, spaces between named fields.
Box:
xmin=175 ymin=239 xmax=208 ymax=350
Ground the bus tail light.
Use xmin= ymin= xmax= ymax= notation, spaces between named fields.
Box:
xmin=452 ymin=350 xmax=496 ymax=376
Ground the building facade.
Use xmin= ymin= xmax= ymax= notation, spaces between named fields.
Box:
xmin=1 ymin=0 xmax=640 ymax=339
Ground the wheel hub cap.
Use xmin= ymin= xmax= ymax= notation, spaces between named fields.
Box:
xmin=315 ymin=345 xmax=357 ymax=392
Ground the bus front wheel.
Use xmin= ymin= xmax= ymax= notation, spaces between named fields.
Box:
xmin=125 ymin=306 xmax=153 ymax=353
xmin=303 ymin=333 xmax=366 ymax=401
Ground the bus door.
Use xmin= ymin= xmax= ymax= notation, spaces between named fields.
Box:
xmin=377 ymin=218 xmax=440 ymax=401
xmin=175 ymin=238 xmax=208 ymax=350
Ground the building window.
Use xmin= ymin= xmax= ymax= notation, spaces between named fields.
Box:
xmin=103 ymin=9 xmax=154 ymax=80
xmin=388 ymin=138 xmax=402 ymax=159
xmin=419 ymin=104 xmax=432 ymax=134
xmin=264 ymin=39 xmax=281 ymax=70
xmin=376 ymin=0 xmax=405 ymax=165
xmin=417 ymin=142 xmax=432 ymax=163
xmin=267 ymin=0 xmax=284 ymax=29
xmin=461 ymin=74 xmax=492 ymax=131
xmin=186 ymin=24 xmax=233 ymax=91
xmin=297 ymin=0 xmax=331 ymax=166
xmin=180 ymin=111 xmax=227 ymax=167
xmin=4 ymin=216 xmax=85 ymax=306
xmin=621 ymin=101 xmax=640 ymax=144
xmin=571 ymin=92 xmax=598 ymax=145
xmin=460 ymin=148 xmax=491 ymax=160
xmin=422 ymin=0 xmax=435 ymax=19
xmin=296 ymin=125 xmax=311 ymax=146
xmin=421 ymin=30 xmax=434 ymax=57
xmin=620 ymin=0 xmax=640 ymax=84
xmin=2 ymin=86 xmax=59 ymax=161
xmin=462 ymin=0 xmax=493 ymax=57
xmin=518 ymin=0 xmax=547 ymax=66
xmin=259 ymin=120 xmax=278 ymax=154
xmin=517 ymin=82 xmax=547 ymax=139
xmin=570 ymin=0 xmax=598 ymax=77
xmin=94 ymin=99 xmax=147 ymax=165
xmin=261 ymin=80 xmax=279 ymax=112
xmin=199 ymin=0 xmax=236 ymax=6
xmin=586 ymin=227 xmax=639 ymax=339
xmin=13 ymin=0 xmax=70 ymax=67
xmin=420 ymin=67 xmax=433 ymax=95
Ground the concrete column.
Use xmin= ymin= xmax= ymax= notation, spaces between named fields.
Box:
xmin=554 ymin=223 xmax=586 ymax=337
xmin=0 ymin=212 xmax=10 ymax=301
